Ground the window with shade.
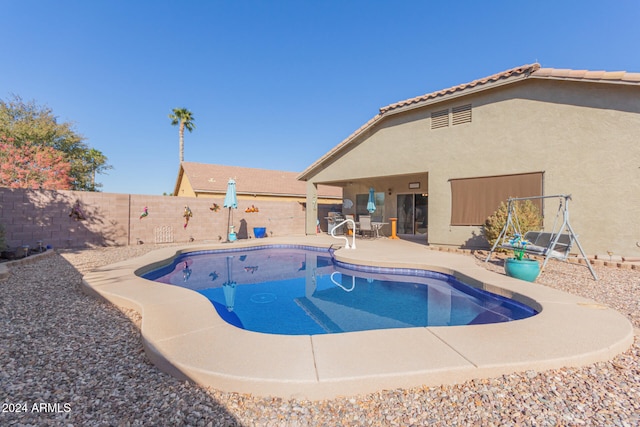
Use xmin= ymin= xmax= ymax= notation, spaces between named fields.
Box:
xmin=449 ymin=172 xmax=543 ymax=226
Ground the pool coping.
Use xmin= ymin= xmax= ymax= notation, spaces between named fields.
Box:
xmin=81 ymin=235 xmax=634 ymax=400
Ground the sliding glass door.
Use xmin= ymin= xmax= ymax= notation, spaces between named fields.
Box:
xmin=397 ymin=193 xmax=428 ymax=235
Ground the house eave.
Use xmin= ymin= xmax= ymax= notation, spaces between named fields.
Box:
xmin=528 ymin=75 xmax=640 ymax=86
xmin=379 ymin=73 xmax=531 ymax=117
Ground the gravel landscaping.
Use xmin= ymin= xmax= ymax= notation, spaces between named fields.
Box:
xmin=1 ymin=244 xmax=639 ymax=426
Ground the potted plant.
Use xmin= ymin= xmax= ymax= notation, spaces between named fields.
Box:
xmin=504 ymin=234 xmax=540 ymax=282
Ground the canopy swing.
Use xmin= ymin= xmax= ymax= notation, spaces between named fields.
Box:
xmin=485 ymin=194 xmax=598 ymax=280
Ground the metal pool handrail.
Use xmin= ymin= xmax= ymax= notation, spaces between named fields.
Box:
xmin=330 ymin=271 xmax=355 ymax=292
xmin=330 ymin=218 xmax=356 ymax=249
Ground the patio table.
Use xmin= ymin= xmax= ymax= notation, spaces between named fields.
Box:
xmin=372 ymin=222 xmax=388 ymax=238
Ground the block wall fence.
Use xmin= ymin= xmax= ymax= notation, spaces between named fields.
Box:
xmin=0 ymin=188 xmax=339 ymax=249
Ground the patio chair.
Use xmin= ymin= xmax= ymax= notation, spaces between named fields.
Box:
xmin=358 ymin=215 xmax=374 ymax=238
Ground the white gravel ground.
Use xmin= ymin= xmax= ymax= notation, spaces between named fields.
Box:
xmin=1 ymin=244 xmax=639 ymax=426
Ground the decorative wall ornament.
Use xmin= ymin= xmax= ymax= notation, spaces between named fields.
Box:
xmin=139 ymin=206 xmax=149 ymax=219
xmin=69 ymin=200 xmax=86 ymax=221
xmin=183 ymin=206 xmax=193 ymax=229
xmin=209 ymin=203 xmax=220 ymax=212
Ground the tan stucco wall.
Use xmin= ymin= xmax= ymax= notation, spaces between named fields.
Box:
xmin=175 ymin=174 xmax=197 ymax=197
xmin=305 ymin=79 xmax=640 ymax=257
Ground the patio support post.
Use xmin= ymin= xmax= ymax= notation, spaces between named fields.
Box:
xmin=389 ymin=217 xmax=399 ymax=239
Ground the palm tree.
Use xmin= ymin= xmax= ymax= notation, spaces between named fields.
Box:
xmin=169 ymin=108 xmax=196 ymax=163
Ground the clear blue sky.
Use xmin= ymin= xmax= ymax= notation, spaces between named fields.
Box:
xmin=3 ymin=0 xmax=639 ymax=195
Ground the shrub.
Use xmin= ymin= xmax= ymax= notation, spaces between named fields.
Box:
xmin=483 ymin=200 xmax=542 ymax=249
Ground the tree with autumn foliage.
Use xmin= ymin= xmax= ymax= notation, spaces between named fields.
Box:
xmin=0 ymin=136 xmax=72 ymax=189
xmin=0 ymin=95 xmax=112 ymax=191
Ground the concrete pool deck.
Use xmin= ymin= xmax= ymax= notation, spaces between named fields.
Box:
xmin=81 ymin=235 xmax=634 ymax=400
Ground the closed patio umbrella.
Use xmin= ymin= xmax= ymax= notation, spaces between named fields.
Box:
xmin=222 ymin=255 xmax=236 ymax=311
xmin=223 ymin=179 xmax=238 ymax=242
xmin=367 ymin=188 xmax=376 ymax=213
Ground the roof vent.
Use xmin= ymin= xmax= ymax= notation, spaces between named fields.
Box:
xmin=431 ymin=109 xmax=449 ymax=129
xmin=452 ymin=104 xmax=472 ymax=125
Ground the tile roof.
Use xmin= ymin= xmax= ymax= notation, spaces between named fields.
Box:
xmin=532 ymin=67 xmax=640 ymax=83
xmin=298 ymin=63 xmax=640 ymax=180
xmin=379 ymin=64 xmax=640 ymax=114
xmin=177 ymin=162 xmax=342 ymax=198
xmin=380 ymin=63 xmax=541 ymax=114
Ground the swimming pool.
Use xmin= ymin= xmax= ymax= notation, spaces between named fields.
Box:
xmin=142 ymin=245 xmax=537 ymax=334
xmin=84 ymin=236 xmax=634 ymax=399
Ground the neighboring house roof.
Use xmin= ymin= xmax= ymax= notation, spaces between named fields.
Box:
xmin=174 ymin=162 xmax=342 ymax=198
xmin=298 ymin=63 xmax=640 ymax=180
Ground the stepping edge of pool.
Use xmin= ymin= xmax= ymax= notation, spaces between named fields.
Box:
xmin=81 ymin=238 xmax=634 ymax=400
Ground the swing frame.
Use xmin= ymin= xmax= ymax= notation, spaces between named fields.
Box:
xmin=484 ymin=194 xmax=598 ymax=280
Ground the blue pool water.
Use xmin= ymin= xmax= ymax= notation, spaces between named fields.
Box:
xmin=141 ymin=245 xmax=537 ymax=335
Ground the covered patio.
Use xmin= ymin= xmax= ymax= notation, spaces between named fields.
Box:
xmin=310 ymin=172 xmax=429 ymax=241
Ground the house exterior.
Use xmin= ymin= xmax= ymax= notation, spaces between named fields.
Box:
xmin=174 ymin=162 xmax=342 ymax=203
xmin=298 ymin=64 xmax=640 ymax=257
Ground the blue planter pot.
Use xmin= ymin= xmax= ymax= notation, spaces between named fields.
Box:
xmin=504 ymin=258 xmax=540 ymax=282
